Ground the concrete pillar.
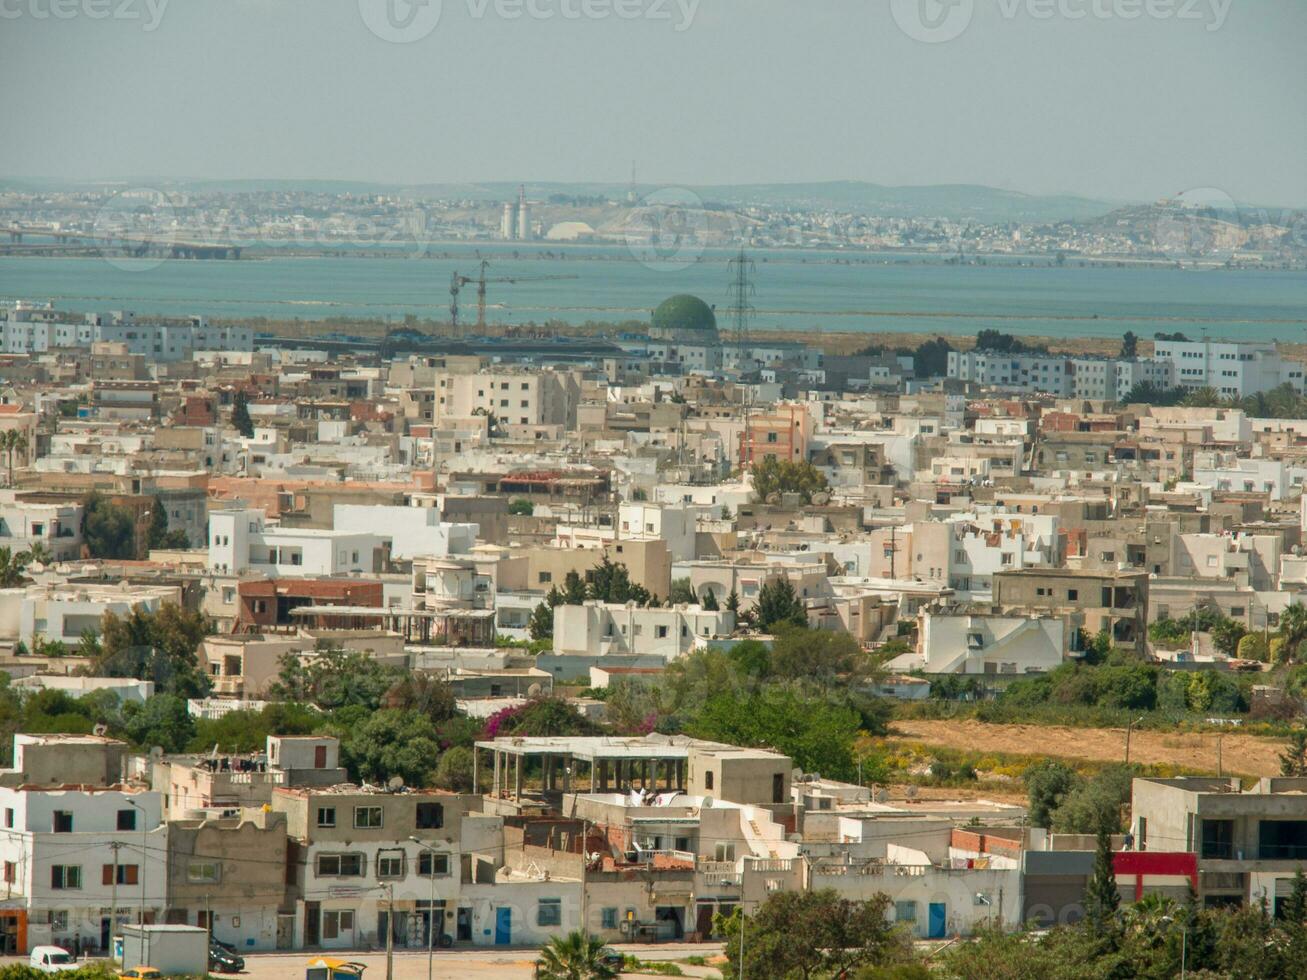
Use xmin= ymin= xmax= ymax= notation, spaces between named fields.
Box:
xmin=514 ymin=754 xmax=523 ymax=799
xmin=473 ymin=748 xmax=479 ymax=795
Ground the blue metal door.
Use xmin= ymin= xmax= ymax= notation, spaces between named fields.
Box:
xmin=494 ymin=907 xmax=512 ymax=945
xmin=928 ymin=903 xmax=947 ymax=939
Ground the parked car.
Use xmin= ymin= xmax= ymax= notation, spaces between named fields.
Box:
xmin=210 ymin=939 xmax=245 ymax=974
xmin=29 ymin=947 xmax=78 ymax=973
xmin=118 ymin=968 xmax=162 ymax=980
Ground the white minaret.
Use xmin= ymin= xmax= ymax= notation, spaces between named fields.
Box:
xmin=501 ymin=202 xmax=516 ymax=240
xmin=517 ymin=185 xmax=530 ymax=240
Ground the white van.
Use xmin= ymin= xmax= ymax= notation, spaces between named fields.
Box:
xmin=30 ymin=946 xmax=78 ymax=973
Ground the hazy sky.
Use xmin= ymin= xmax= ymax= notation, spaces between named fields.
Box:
xmin=2 ymin=0 xmax=1305 ymax=205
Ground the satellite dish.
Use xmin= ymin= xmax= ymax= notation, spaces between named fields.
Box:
xmin=700 ymin=796 xmax=714 ymax=808
xmin=905 ymin=785 xmax=919 ymax=800
xmin=93 ymin=723 xmax=109 ymax=737
xmin=387 ymin=776 xmax=404 ymax=791
xmin=875 ymin=790 xmax=891 ymax=804
xmin=527 ymin=683 xmax=542 ymax=697
xmin=149 ymin=745 xmax=164 ymax=761
xmin=812 ymin=492 xmax=831 ymax=506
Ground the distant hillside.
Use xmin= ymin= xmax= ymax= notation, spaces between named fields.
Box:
xmin=0 ymin=176 xmax=1120 ymax=223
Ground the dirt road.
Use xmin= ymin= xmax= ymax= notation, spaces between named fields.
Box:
xmin=890 ymin=719 xmax=1287 ymax=777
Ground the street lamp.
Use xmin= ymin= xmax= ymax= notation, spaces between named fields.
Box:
xmin=127 ymin=799 xmax=147 ymax=926
xmin=409 ymin=837 xmax=439 ymax=980
xmin=1124 ymin=716 xmax=1145 ymax=766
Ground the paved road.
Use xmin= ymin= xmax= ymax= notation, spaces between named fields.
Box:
xmin=236 ymin=945 xmax=723 ymax=980
xmin=3 ymin=943 xmax=724 ymax=980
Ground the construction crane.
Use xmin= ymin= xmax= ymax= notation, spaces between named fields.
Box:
xmin=448 ymin=259 xmax=578 ymax=334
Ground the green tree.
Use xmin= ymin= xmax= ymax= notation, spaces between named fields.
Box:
xmin=268 ymin=647 xmax=405 ymax=711
xmin=755 ymin=578 xmax=807 ymax=631
xmin=1 ymin=429 xmax=29 ymax=485
xmin=725 ymin=589 xmax=740 ymax=614
xmin=508 ymin=499 xmax=534 ymax=516
xmin=669 ymin=578 xmax=696 ymax=605
xmin=751 ymin=456 xmax=829 ymax=504
xmin=1025 ymin=760 xmax=1079 ymax=830
xmin=433 ymin=746 xmax=475 ymax=792
xmin=1120 ymin=330 xmax=1138 ymax=360
xmin=701 ymin=588 xmax=719 ymax=612
xmin=1281 ymin=604 xmax=1307 ymax=658
xmin=769 ymin=625 xmax=871 ymax=682
xmin=1051 ymin=765 xmax=1133 ymax=834
xmin=533 ymin=931 xmax=618 ymax=980
xmin=586 ymin=555 xmax=650 ymax=605
xmin=231 ymin=389 xmax=255 ymax=438
xmin=528 ymin=601 xmax=554 ymax=641
xmin=82 ymin=492 xmax=137 ymax=559
xmin=146 ymin=498 xmax=189 ymax=550
xmin=94 ymin=604 xmax=212 ymax=698
xmin=715 ymin=890 xmax=913 ymax=980
xmin=337 ymin=709 xmax=441 ymax=786
xmin=562 ymin=572 xmax=587 ymax=605
xmin=1084 ymin=819 xmax=1121 ymax=939
xmin=120 ymin=694 xmax=194 ymax=753
xmin=1281 ymin=731 xmax=1307 ymax=777
xmin=0 ymin=546 xmax=31 ymax=587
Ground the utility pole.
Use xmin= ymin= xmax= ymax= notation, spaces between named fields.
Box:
xmin=385 ymin=882 xmax=395 ymax=980
xmin=579 ymin=820 xmax=589 ymax=937
xmin=409 ymin=838 xmax=437 ymax=980
xmin=738 ymin=901 xmax=746 ymax=980
xmin=109 ymin=841 xmax=121 ymax=953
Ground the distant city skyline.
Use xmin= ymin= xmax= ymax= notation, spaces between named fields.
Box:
xmin=2 ymin=1 xmax=1304 ymax=207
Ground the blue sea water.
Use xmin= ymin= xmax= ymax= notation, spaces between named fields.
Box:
xmin=1 ymin=246 xmax=1304 ymax=342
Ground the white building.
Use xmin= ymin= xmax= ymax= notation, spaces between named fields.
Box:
xmin=332 ymin=505 xmax=477 ymax=562
xmin=947 ymin=350 xmax=1175 ymax=401
xmin=207 ymin=509 xmax=387 ymax=576
xmin=0 ymin=492 xmax=82 ymax=562
xmin=618 ymin=502 xmax=698 ymax=562
xmin=0 ymin=783 xmax=164 ymax=952
xmin=893 ymin=610 xmax=1066 ymax=675
xmin=552 ymin=601 xmax=735 ymax=661
xmin=2 ymin=305 xmax=252 ymax=362
xmin=0 ymin=582 xmax=181 ymax=647
xmin=1152 ymin=339 xmax=1304 ymax=398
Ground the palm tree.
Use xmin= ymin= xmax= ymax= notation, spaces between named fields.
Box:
xmin=0 ymin=430 xmax=15 ymax=485
xmin=533 ymin=932 xmax=618 ymax=980
xmin=1279 ymin=604 xmax=1307 ymax=661
xmin=21 ymin=542 xmax=51 ymax=568
xmin=0 ymin=547 xmax=27 ymax=588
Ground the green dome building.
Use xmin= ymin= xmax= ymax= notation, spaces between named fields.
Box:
xmin=650 ymin=294 xmax=719 ymax=344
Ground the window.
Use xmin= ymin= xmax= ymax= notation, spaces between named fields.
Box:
xmin=187 ymin=862 xmax=220 ymax=884
xmin=416 ymin=802 xmax=444 ymax=830
xmin=117 ymin=809 xmax=137 ymax=831
xmin=50 ymin=865 xmax=81 ymax=890
xmin=773 ymin=773 xmax=785 ymax=804
xmin=102 ymin=864 xmax=139 ymax=886
xmin=316 ymin=806 xmax=336 ymax=828
xmin=601 ymin=908 xmax=618 ymax=929
xmin=322 ymin=910 xmax=354 ymax=940
xmin=895 ymin=900 xmax=918 ymax=922
xmin=353 ymin=806 xmax=383 ymax=829
xmin=2 ymin=862 xmax=13 ymax=884
xmin=537 ymin=898 xmax=562 ymax=927
xmin=704 ymin=771 xmax=714 ymax=790
xmin=377 ymin=851 xmax=405 ymax=878
xmin=3 ymin=808 xmax=11 ymax=828
xmin=418 ymin=852 xmax=450 ymax=877
xmin=1067 ymin=589 xmax=1079 ymax=601
xmin=317 ymin=853 xmax=364 ymax=877
xmin=52 ymin=811 xmax=73 ymax=833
